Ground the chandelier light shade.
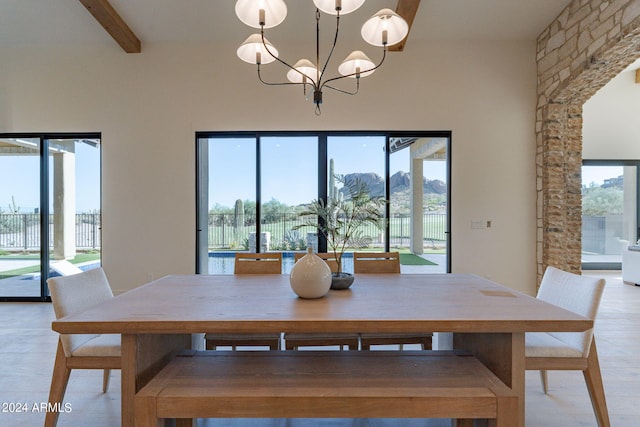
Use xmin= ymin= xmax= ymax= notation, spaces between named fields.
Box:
xmin=235 ymin=0 xmax=409 ymax=114
xmin=361 ymin=8 xmax=409 ymax=47
xmin=338 ymin=51 xmax=375 ymax=78
xmin=286 ymin=59 xmax=320 ymax=84
xmin=312 ymin=0 xmax=366 ymax=15
xmin=235 ymin=0 xmax=287 ymax=29
xmin=237 ymin=33 xmax=279 ymax=64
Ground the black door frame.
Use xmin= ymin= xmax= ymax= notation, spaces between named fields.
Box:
xmin=196 ymin=130 xmax=452 ymax=274
xmin=0 ymin=132 xmax=101 ymax=302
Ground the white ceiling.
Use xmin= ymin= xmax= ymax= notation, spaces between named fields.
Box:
xmin=0 ymin=0 xmax=573 ymax=50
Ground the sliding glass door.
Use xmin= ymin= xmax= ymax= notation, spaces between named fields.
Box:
xmin=260 ymin=136 xmax=317 ymax=253
xmin=327 ymin=136 xmax=387 ymax=254
xmin=0 ymin=138 xmax=42 ymax=297
xmin=0 ymin=134 xmax=101 ymax=301
xmin=582 ymin=160 xmax=639 ymax=269
xmin=389 ymin=136 xmax=449 ymax=273
xmin=196 ymin=131 xmax=451 ymax=275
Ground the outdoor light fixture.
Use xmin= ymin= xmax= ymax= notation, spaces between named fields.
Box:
xmin=235 ymin=0 xmax=409 ymax=115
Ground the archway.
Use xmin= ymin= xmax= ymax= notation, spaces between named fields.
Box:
xmin=536 ymin=1 xmax=640 ymax=283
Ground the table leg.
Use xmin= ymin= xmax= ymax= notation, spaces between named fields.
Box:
xmin=121 ymin=333 xmax=190 ymax=427
xmin=454 ymin=332 xmax=525 ymax=427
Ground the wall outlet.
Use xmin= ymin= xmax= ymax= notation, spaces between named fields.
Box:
xmin=471 ymin=220 xmax=492 ymax=229
xmin=471 ymin=219 xmax=485 ymax=229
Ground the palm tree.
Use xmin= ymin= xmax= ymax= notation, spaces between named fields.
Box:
xmin=294 ymin=175 xmax=386 ymax=276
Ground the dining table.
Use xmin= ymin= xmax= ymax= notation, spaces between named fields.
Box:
xmin=51 ymin=273 xmax=593 ymax=427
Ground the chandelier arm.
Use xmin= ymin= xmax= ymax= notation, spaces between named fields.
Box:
xmin=261 ymin=29 xmax=319 ymax=88
xmin=323 ymin=81 xmax=360 ymax=96
xmin=319 ymin=47 xmax=387 ymax=89
xmin=317 ymin=10 xmax=341 ymax=87
xmin=257 ymin=66 xmax=314 ymax=88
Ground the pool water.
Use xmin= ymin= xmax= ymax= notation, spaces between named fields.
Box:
xmin=207 ymin=252 xmax=354 ymax=275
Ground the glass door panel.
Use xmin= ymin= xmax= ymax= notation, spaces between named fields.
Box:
xmin=327 ymin=136 xmax=386 ymax=272
xmin=260 ymin=137 xmax=317 ymax=267
xmin=582 ymin=163 xmax=638 ymax=269
xmin=199 ymin=137 xmax=257 ymax=274
xmin=197 ymin=132 xmax=451 ymax=275
xmin=48 ymin=138 xmax=102 ymax=280
xmin=389 ymin=137 xmax=449 ymax=273
xmin=0 ymin=138 xmax=41 ymax=297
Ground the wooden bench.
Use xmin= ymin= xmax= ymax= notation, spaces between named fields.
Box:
xmin=135 ymin=351 xmax=517 ymax=427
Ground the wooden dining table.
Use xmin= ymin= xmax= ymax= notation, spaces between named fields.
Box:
xmin=52 ymin=273 xmax=593 ymax=427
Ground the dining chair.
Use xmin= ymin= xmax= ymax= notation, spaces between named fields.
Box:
xmin=293 ymin=251 xmax=340 ymax=272
xmin=356 ymin=251 xmax=433 ymax=351
xmin=284 ymin=252 xmax=359 ymax=350
xmin=525 ymin=266 xmax=610 ymax=427
xmin=233 ymin=252 xmax=282 ymax=274
xmin=45 ymin=267 xmax=121 ymax=427
xmin=204 ymin=252 xmax=282 ymax=350
xmin=353 ymin=251 xmax=401 ymax=274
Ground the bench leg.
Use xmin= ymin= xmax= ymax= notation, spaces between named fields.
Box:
xmin=177 ymin=419 xmax=195 ymax=427
xmin=492 ymin=391 xmax=518 ymax=427
xmin=134 ymin=394 xmax=162 ymax=427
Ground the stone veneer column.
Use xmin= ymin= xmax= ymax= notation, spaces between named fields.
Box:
xmin=536 ymin=0 xmax=640 ymax=285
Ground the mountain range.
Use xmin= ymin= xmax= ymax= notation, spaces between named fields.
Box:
xmin=341 ymin=172 xmax=446 ymax=198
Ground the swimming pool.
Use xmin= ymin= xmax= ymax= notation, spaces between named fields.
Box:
xmin=208 ymin=251 xmax=354 ymax=275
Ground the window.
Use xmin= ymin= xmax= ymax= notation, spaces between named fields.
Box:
xmin=0 ymin=134 xmax=101 ymax=301
xmin=582 ymin=160 xmax=640 ymax=270
xmin=196 ymin=131 xmax=451 ymax=275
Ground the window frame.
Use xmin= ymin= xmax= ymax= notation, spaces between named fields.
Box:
xmin=195 ymin=130 xmax=452 ymax=274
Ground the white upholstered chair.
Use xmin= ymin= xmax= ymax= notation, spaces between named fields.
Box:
xmin=620 ymin=239 xmax=640 ymax=285
xmin=46 ymin=267 xmax=121 ymax=427
xmin=525 ymin=266 xmax=610 ymax=427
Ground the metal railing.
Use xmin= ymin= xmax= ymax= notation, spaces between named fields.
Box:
xmin=0 ymin=213 xmax=101 ymax=251
xmin=0 ymin=210 xmax=448 ymax=252
xmin=206 ymin=212 xmax=448 ymax=250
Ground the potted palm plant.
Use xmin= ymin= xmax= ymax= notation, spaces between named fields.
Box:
xmin=294 ymin=175 xmax=386 ymax=289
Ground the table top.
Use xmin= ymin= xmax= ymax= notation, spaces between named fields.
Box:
xmin=52 ymin=274 xmax=592 ymax=335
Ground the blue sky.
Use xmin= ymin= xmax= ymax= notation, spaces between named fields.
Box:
xmin=1 ymin=136 xmax=453 ymax=212
xmin=582 ymin=165 xmax=624 ymax=187
xmin=207 ymin=136 xmax=447 ymax=208
xmin=0 ymin=140 xmax=100 ymax=213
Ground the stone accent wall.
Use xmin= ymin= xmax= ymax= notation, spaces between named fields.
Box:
xmin=536 ymin=0 xmax=640 ymax=284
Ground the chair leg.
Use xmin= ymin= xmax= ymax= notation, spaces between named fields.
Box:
xmin=539 ymin=370 xmax=548 ymax=394
xmin=45 ymin=340 xmax=71 ymax=427
xmin=102 ymin=369 xmax=111 ymax=393
xmin=582 ymin=339 xmax=611 ymax=427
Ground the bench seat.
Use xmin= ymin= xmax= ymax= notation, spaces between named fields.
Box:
xmin=135 ymin=351 xmax=517 ymax=426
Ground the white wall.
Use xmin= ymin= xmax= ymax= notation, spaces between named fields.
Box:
xmin=0 ymin=39 xmax=538 ymax=295
xmin=583 ymin=61 xmax=640 ymax=159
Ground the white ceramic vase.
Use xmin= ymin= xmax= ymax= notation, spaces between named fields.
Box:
xmin=289 ymin=247 xmax=332 ymax=299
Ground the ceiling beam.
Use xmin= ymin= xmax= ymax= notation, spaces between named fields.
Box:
xmin=388 ymin=0 xmax=421 ymax=52
xmin=78 ymin=0 xmax=141 ymax=53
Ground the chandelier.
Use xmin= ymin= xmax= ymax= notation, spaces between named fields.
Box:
xmin=235 ymin=0 xmax=409 ymax=115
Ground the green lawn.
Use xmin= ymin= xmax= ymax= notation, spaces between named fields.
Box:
xmin=0 ymin=252 xmax=101 ymax=280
